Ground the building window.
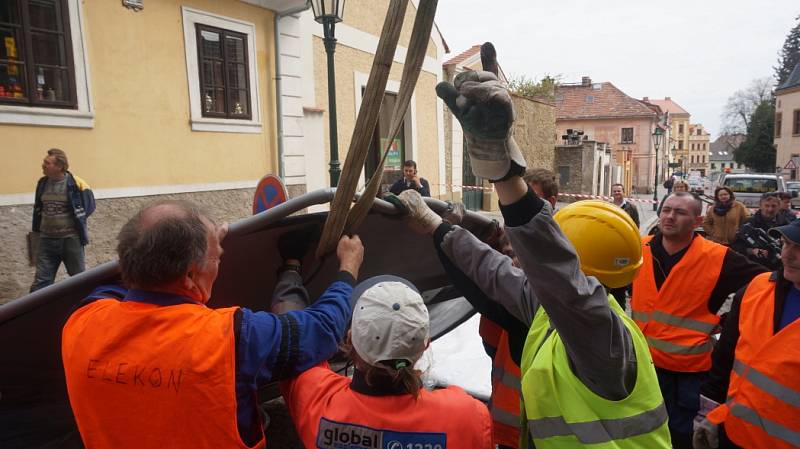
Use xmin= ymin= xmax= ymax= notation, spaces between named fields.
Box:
xmin=711 ymin=163 xmax=716 ymax=169
xmin=585 ymin=95 xmax=594 ymax=104
xmin=0 ymin=0 xmax=76 ymax=108
xmin=196 ymin=24 xmax=250 ymax=119
xmin=181 ymin=7 xmax=262 ymax=133
xmin=679 ymin=141 xmax=684 ymax=150
xmin=738 ymin=163 xmax=742 ymax=169
xmin=776 ymin=112 xmax=782 ymax=138
xmin=678 ymin=124 xmax=684 ymax=134
xmin=794 ymin=110 xmax=800 ymax=135
xmin=697 ymin=128 xmax=702 ymax=136
xmin=558 ymin=166 xmax=570 ymax=187
xmin=621 ymin=127 xmax=633 ymax=143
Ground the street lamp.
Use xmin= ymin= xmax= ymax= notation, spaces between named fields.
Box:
xmin=652 ymin=126 xmax=664 ymax=211
xmin=309 ymin=0 xmax=346 ymax=187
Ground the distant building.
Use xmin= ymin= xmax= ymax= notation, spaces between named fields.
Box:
xmin=688 ymin=124 xmax=711 ymax=176
xmin=709 ymin=134 xmax=747 ymax=175
xmin=556 ymin=77 xmax=663 ymax=193
xmin=644 ymin=97 xmax=691 ymax=176
xmin=775 ymin=63 xmax=800 ymax=180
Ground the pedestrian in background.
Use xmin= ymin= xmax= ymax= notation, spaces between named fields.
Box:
xmin=658 ymin=180 xmax=689 ymax=214
xmin=778 ymin=191 xmax=796 ymax=223
xmin=732 ymin=193 xmax=787 ymax=270
xmin=611 ymin=183 xmax=640 ymax=227
xmin=703 ymin=186 xmax=749 ymax=246
xmin=523 ymin=168 xmax=559 ymax=207
xmin=664 ymin=176 xmax=675 ymax=195
xmin=389 ymin=160 xmax=430 ymax=197
xmin=30 ymin=148 xmax=95 ymax=292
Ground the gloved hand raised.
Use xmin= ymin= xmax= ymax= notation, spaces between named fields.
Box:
xmin=386 ymin=190 xmax=442 ymax=235
xmin=436 ymin=70 xmax=526 ymax=181
xmin=692 ymin=395 xmax=720 ymax=449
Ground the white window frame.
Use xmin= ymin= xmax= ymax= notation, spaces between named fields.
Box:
xmin=0 ymin=0 xmax=93 ymax=128
xmin=181 ymin=7 xmax=262 ymax=134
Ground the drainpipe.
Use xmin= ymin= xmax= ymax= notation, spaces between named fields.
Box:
xmin=274 ymin=3 xmax=311 ymax=179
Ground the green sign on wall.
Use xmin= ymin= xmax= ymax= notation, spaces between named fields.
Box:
xmin=381 ymin=137 xmax=403 ymax=169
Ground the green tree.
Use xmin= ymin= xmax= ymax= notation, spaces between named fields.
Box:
xmin=734 ymin=100 xmax=776 ymax=172
xmin=507 ymin=75 xmax=560 ymax=100
xmin=775 ymin=15 xmax=800 ymax=86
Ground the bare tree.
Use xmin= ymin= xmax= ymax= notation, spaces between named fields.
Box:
xmin=720 ymin=77 xmax=775 ymax=134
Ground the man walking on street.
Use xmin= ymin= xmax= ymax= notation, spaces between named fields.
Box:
xmin=388 ymin=160 xmax=431 ymax=197
xmin=30 ymin=148 xmax=95 ymax=292
xmin=631 ymin=192 xmax=766 ymax=448
xmin=611 ymin=183 xmax=640 ymax=227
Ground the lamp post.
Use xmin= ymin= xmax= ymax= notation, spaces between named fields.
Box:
xmin=310 ymin=0 xmax=346 ymax=187
xmin=652 ymin=126 xmax=664 ymax=211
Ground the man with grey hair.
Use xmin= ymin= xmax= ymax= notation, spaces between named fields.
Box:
xmin=62 ymin=200 xmax=364 ymax=448
xmin=631 ymin=192 xmax=765 ymax=448
xmin=30 ymin=148 xmax=95 ymax=292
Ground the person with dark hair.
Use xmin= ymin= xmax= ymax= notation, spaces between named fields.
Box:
xmin=523 ymin=168 xmax=558 ymax=206
xmin=30 ymin=148 xmax=95 ymax=292
xmin=389 ymin=160 xmax=431 ymax=197
xmin=611 ymin=183 xmax=640 ymax=227
xmin=778 ymin=191 xmax=796 ymax=223
xmin=280 ymin=276 xmax=493 ymax=448
xmin=731 ymin=193 xmax=789 ymax=270
xmin=631 ymin=192 xmax=766 ymax=448
xmin=61 ymin=200 xmax=364 ymax=449
xmin=658 ymin=180 xmax=689 ymax=214
xmin=703 ymin=186 xmax=749 ymax=246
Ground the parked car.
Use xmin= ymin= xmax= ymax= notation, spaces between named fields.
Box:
xmin=688 ymin=177 xmax=704 ymax=194
xmin=719 ymin=173 xmax=786 ymax=209
xmin=787 ymin=181 xmax=800 ymax=209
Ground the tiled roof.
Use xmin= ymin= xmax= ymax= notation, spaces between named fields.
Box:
xmin=777 ymin=63 xmax=800 ymax=92
xmin=555 ymin=82 xmax=656 ymax=120
xmin=443 ymin=45 xmax=481 ymax=66
xmin=709 ymin=134 xmax=745 ymax=161
xmin=646 ymin=98 xmax=689 ymax=116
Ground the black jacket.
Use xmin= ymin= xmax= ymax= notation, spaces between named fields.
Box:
xmin=389 ymin=178 xmax=430 ymax=197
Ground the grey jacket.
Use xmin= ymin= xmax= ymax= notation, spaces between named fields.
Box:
xmin=439 ymin=202 xmax=637 ymax=400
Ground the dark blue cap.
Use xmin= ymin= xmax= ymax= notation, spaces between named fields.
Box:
xmin=769 ymin=220 xmax=800 ymax=245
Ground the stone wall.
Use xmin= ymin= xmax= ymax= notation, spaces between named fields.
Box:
xmin=0 ymin=189 xmax=256 ymax=304
xmin=511 ymin=94 xmax=556 ymax=171
xmin=554 ymin=145 xmax=594 ymax=194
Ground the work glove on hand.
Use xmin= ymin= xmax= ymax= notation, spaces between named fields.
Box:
xmin=436 ymin=70 xmax=526 ymax=181
xmin=692 ymin=395 xmax=720 ymax=449
xmin=441 ymin=201 xmax=466 ymax=226
xmin=278 ymin=225 xmax=320 ymax=261
xmin=389 ymin=190 xmax=443 ymax=235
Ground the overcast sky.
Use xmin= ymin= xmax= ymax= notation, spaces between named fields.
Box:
xmin=434 ymin=0 xmax=799 ymax=136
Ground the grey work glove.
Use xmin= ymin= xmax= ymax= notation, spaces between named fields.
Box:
xmin=692 ymin=395 xmax=720 ymax=449
xmin=436 ymin=70 xmax=525 ymax=181
xmin=441 ymin=201 xmax=465 ymax=226
xmin=390 ymin=190 xmax=443 ymax=235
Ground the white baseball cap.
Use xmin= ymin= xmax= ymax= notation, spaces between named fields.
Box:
xmin=351 ymin=276 xmax=430 ymax=367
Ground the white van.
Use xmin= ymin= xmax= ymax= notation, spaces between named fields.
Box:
xmin=720 ymin=173 xmax=786 ymax=208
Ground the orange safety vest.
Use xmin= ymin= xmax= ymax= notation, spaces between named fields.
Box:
xmin=631 ymin=235 xmax=726 ymax=372
xmin=707 ymin=273 xmax=800 ymax=449
xmin=62 ymin=298 xmax=264 ymax=449
xmin=479 ymin=317 xmax=521 ymax=448
xmin=281 ymin=363 xmax=493 ymax=449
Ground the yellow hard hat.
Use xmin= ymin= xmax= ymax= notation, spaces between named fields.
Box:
xmin=553 ymin=200 xmax=643 ymax=288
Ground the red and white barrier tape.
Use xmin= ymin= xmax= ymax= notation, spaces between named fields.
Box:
xmin=557 ymin=193 xmax=659 ymax=205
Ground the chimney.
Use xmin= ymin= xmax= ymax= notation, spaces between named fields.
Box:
xmin=643 ymin=96 xmax=649 ymax=102
xmin=665 ymin=96 xmax=671 ymax=100
xmin=581 ymin=76 xmax=591 ymax=86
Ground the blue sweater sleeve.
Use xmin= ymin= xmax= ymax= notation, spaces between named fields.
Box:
xmin=237 ymin=277 xmax=354 ymax=386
